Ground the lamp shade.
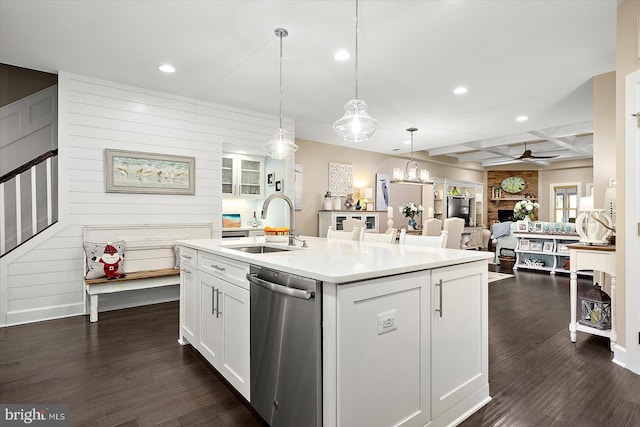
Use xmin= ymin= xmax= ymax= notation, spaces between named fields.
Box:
xmin=333 ymin=99 xmax=379 ymax=143
xmin=265 ymin=128 xmax=297 ymax=159
xmin=579 ymin=195 xmax=594 ymax=212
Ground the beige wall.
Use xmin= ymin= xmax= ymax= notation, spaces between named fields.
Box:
xmin=593 ymin=71 xmax=617 ymax=209
xmin=615 ymin=0 xmax=640 ymax=349
xmin=293 ymin=139 xmax=485 ymax=236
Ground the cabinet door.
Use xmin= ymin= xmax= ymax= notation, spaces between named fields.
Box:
xmin=238 ymin=157 xmax=263 ymax=197
xmin=334 ymin=215 xmax=348 ymax=230
xmin=218 ymin=279 xmax=250 ymax=399
xmin=222 ymin=156 xmax=234 ymax=195
xmin=198 ymin=272 xmax=221 ymax=366
xmin=431 ymin=262 xmax=488 ymax=419
xmin=179 ymin=266 xmax=198 ymax=345
xmin=337 ymin=271 xmax=430 ymax=427
xmin=364 ymin=214 xmax=378 ymax=232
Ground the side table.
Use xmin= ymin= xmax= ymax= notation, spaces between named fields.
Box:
xmin=568 ymin=244 xmax=616 ymax=351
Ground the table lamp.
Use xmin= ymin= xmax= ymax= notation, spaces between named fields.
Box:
xmin=575 ymin=195 xmax=613 ymax=245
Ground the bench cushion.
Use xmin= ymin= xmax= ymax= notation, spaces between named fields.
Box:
xmin=84 ymin=268 xmax=179 ymax=285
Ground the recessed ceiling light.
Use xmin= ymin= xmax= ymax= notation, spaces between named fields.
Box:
xmin=453 ymin=86 xmax=468 ymax=95
xmin=516 ymin=115 xmax=528 ymax=122
xmin=158 ymin=64 xmax=175 ymax=73
xmin=334 ymin=49 xmax=350 ymax=61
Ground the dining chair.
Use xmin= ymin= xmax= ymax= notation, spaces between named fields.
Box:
xmin=327 ymin=226 xmax=360 ymax=241
xmin=398 ymin=229 xmax=448 ymax=248
xmin=343 ymin=218 xmax=366 ymax=232
xmin=443 ymin=217 xmax=465 ymax=249
xmin=422 ymin=218 xmax=442 ymax=236
xmin=361 ymin=229 xmax=398 ymax=244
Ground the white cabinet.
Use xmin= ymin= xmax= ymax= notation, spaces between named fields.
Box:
xmin=179 ymin=246 xmax=198 ymax=345
xmin=328 ymin=260 xmax=489 ymax=427
xmin=513 ymin=233 xmax=585 ymax=275
xmin=431 ymin=262 xmax=488 ymax=421
xmin=222 ymin=153 xmax=264 ymax=198
xmin=432 ymin=178 xmax=484 ymax=228
xmin=179 ymin=249 xmax=250 ymax=400
xmin=318 ymin=211 xmax=380 ymax=237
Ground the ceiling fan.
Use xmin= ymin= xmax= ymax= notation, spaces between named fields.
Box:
xmin=515 ymin=143 xmax=559 ymax=160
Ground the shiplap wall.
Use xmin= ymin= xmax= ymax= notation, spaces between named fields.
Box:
xmin=0 ymin=72 xmax=292 ymax=326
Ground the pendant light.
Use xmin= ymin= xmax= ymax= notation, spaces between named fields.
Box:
xmin=265 ymin=28 xmax=298 ymax=160
xmin=390 ymin=127 xmax=431 ymax=185
xmin=333 ymin=0 xmax=379 ymax=143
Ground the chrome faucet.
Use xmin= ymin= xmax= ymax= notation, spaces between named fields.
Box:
xmin=261 ymin=193 xmax=296 ymax=246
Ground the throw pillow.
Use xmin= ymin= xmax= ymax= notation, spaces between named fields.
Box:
xmin=84 ymin=240 xmax=126 ymax=280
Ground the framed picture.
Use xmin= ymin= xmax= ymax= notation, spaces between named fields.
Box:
xmin=267 ymin=172 xmax=275 ymax=186
xmin=534 ymin=222 xmax=543 ymax=233
xmin=519 ymin=239 xmax=530 ymax=251
xmin=558 ymin=243 xmax=570 ymax=254
xmin=530 ymin=242 xmax=543 ymax=251
xmin=366 ymin=202 xmax=374 ymax=211
xmin=516 ymin=220 xmax=529 ymax=232
xmin=275 ymin=180 xmax=283 ymax=192
xmin=105 ymin=149 xmax=195 ymax=195
xmin=543 ymin=241 xmax=554 ymax=252
xmin=375 ymin=173 xmax=390 ymax=211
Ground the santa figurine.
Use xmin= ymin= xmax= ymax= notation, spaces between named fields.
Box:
xmin=99 ymin=244 xmax=125 ymax=279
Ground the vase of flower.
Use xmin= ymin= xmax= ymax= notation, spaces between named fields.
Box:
xmin=400 ymin=202 xmax=424 ymax=231
xmin=513 ymin=199 xmax=540 ymax=221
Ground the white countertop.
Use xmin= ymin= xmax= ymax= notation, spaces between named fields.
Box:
xmin=178 ymin=236 xmax=493 ymax=284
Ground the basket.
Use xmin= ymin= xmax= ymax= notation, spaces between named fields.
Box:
xmin=498 ymin=248 xmax=516 ymax=269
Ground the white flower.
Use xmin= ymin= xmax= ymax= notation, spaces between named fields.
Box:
xmin=526 ymin=204 xmax=533 ymax=211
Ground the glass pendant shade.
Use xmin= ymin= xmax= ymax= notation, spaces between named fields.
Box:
xmin=265 ymin=128 xmax=297 ymax=160
xmin=333 ymin=99 xmax=379 ymax=143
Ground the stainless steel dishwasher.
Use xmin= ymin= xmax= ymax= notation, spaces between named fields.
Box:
xmin=246 ymin=265 xmax=322 ymax=427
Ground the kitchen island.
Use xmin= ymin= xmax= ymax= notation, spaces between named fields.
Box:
xmin=177 ymin=236 xmax=493 ymax=427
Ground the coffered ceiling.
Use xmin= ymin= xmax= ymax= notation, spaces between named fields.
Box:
xmin=0 ymin=1 xmax=617 ymax=166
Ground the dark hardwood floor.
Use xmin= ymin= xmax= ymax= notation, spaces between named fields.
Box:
xmin=1 ymin=267 xmax=639 ymax=426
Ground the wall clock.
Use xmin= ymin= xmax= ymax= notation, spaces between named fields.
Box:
xmin=501 ymin=176 xmax=526 ymax=193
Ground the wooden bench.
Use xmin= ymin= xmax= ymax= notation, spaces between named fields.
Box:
xmin=84 ymin=224 xmax=212 ymax=322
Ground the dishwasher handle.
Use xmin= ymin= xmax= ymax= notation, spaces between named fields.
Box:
xmin=246 ymin=273 xmax=314 ymax=300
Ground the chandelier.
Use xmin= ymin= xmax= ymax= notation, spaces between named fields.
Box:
xmin=390 ymin=127 xmax=431 ymax=184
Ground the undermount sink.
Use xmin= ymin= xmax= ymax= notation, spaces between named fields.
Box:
xmin=224 ymin=244 xmax=293 ymax=254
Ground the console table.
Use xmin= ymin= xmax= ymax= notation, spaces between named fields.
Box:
xmin=568 ymin=244 xmax=616 ymax=351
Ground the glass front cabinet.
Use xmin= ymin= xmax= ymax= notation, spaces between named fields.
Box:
xmin=222 ymin=154 xmax=264 ymax=198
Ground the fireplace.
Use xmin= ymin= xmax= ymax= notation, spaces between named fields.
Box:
xmin=498 ymin=210 xmax=515 ymax=222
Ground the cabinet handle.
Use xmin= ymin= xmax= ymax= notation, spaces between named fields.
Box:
xmin=216 ymin=288 xmax=222 ymax=318
xmin=211 ymin=265 xmax=226 ymax=272
xmin=181 ymin=255 xmax=192 ymax=260
xmin=435 ymin=279 xmax=443 ymax=317
xmin=180 ymin=268 xmax=191 ymax=275
xmin=211 ymin=286 xmax=216 ymax=315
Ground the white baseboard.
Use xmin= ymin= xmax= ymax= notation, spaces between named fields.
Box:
xmin=4 ymin=302 xmax=84 ymax=327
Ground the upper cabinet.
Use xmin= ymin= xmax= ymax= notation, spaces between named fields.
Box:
xmin=222 ymin=153 xmax=264 ymax=198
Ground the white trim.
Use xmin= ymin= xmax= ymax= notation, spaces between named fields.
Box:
xmin=0 ymin=182 xmax=5 ymax=255
xmin=31 ymin=166 xmax=37 ymax=234
xmin=548 ymin=181 xmax=582 ymax=222
xmin=625 ymin=69 xmax=640 ymax=376
xmin=15 ymin=173 xmax=21 ymax=245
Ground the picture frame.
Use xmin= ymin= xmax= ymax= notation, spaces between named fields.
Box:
xmin=543 ymin=241 xmax=554 ymax=252
xmin=366 ymin=202 xmax=374 ymax=211
xmin=267 ymin=172 xmax=275 ymax=186
xmin=375 ymin=173 xmax=390 ymax=211
xmin=534 ymin=222 xmax=543 ymax=233
xmin=516 ymin=220 xmax=529 ymax=232
xmin=530 ymin=241 xmax=543 ymax=251
xmin=519 ymin=239 xmax=530 ymax=250
xmin=275 ymin=180 xmax=283 ymax=192
xmin=557 ymin=243 xmax=570 ymax=254
xmin=105 ymin=149 xmax=195 ymax=195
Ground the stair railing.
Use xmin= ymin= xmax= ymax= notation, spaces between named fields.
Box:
xmin=0 ymin=149 xmax=58 ymax=257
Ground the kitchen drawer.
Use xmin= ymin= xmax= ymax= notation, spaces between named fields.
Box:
xmin=198 ymin=252 xmax=249 ymax=290
xmin=179 ymin=246 xmax=198 ymax=269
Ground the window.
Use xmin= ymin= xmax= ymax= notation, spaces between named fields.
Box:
xmin=553 ymin=186 xmax=578 ymax=223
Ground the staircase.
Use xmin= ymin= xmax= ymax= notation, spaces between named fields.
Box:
xmin=0 ymin=149 xmax=58 ymax=257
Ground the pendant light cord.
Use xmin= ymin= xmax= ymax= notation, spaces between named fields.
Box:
xmin=279 ymin=31 xmax=284 ymax=129
xmin=354 ymin=0 xmax=359 ymax=100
